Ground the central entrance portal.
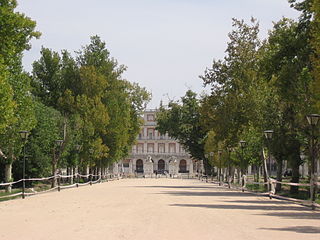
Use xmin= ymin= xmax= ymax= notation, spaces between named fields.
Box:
xmin=179 ymin=159 xmax=187 ymax=173
xmin=158 ymin=159 xmax=165 ymax=173
xmin=136 ymin=159 xmax=144 ymax=173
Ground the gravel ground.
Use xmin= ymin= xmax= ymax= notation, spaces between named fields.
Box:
xmin=0 ymin=178 xmax=319 ymax=240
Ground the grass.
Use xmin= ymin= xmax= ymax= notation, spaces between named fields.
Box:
xmin=244 ymin=176 xmax=320 ymax=203
xmin=0 ymin=189 xmax=22 ymax=202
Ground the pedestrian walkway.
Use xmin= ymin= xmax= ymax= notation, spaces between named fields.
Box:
xmin=0 ymin=179 xmax=319 ymax=240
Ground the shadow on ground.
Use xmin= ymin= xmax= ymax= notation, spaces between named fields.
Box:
xmin=227 ymin=200 xmax=289 ymax=205
xmin=260 ymin=226 xmax=320 ymax=234
xmin=133 ymin=185 xmax=216 ymax=189
xmin=158 ymin=190 xmax=254 ymax=197
xmin=258 ymin=211 xmax=320 ymax=220
xmin=170 ymin=203 xmax=306 ymax=211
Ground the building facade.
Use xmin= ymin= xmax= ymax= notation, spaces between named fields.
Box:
xmin=115 ymin=109 xmax=199 ymax=177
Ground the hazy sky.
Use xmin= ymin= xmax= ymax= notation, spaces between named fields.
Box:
xmin=17 ymin=0 xmax=300 ymax=108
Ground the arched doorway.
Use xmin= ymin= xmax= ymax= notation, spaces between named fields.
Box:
xmin=179 ymin=159 xmax=187 ymax=173
xmin=158 ymin=159 xmax=165 ymax=173
xmin=136 ymin=159 xmax=143 ymax=173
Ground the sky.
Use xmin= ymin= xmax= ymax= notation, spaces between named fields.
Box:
xmin=17 ymin=0 xmax=300 ymax=108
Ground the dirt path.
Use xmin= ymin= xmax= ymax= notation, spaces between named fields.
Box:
xmin=0 ymin=178 xmax=319 ymax=240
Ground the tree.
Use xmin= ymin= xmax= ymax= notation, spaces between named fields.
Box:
xmin=0 ymin=0 xmax=40 ymax=192
xmin=200 ymin=18 xmax=263 ymax=178
xmin=157 ymin=90 xmax=207 ymax=171
xmin=32 ymin=36 xmax=150 ymax=177
xmin=21 ymin=101 xmax=63 ymax=178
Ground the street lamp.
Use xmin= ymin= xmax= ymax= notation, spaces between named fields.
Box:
xmin=19 ymin=131 xmax=29 ymax=199
xmin=210 ymin=152 xmax=214 ymax=181
xmin=263 ymin=130 xmax=273 ymax=176
xmin=263 ymin=130 xmax=274 ymax=199
xmin=306 ymin=114 xmax=320 ymax=209
xmin=54 ymin=140 xmax=63 ymax=190
xmin=99 ymin=152 xmax=103 ymax=182
xmin=239 ymin=141 xmax=246 ymax=190
xmin=218 ymin=150 xmax=222 ymax=186
xmin=227 ymin=147 xmax=234 ymax=188
xmin=89 ymin=149 xmax=94 ymax=185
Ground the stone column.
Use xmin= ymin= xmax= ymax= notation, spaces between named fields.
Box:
xmin=189 ymin=160 xmax=193 ymax=175
xmin=129 ymin=160 xmax=133 ymax=174
xmin=113 ymin=162 xmax=119 ymax=176
xmin=169 ymin=157 xmax=178 ymax=177
xmin=144 ymin=155 xmax=154 ymax=177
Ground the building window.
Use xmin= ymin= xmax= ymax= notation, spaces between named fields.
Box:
xmin=147 ymin=143 xmax=154 ymax=153
xmin=147 ymin=114 xmax=154 ymax=121
xmin=158 ymin=143 xmax=165 ymax=153
xmin=147 ymin=128 xmax=154 ymax=139
xmin=123 ymin=159 xmax=130 ymax=168
xmin=137 ymin=144 xmax=144 ymax=153
xmin=169 ymin=143 xmax=176 ymax=153
xmin=179 ymin=145 xmax=185 ymax=153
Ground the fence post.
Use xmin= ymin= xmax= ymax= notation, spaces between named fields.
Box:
xmin=58 ymin=175 xmax=61 ymax=192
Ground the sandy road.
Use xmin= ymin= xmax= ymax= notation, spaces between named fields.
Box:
xmin=0 ymin=178 xmax=319 ymax=240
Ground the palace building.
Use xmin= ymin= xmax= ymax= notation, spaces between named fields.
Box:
xmin=115 ymin=109 xmax=199 ymax=177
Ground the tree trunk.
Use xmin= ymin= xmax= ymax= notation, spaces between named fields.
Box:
xmin=290 ymin=160 xmax=300 ymax=194
xmin=276 ymin=159 xmax=283 ymax=192
xmin=237 ymin=168 xmax=241 ymax=184
xmin=263 ymin=163 xmax=268 ymax=191
xmin=51 ymin=162 xmax=57 ymax=188
xmin=69 ymin=167 xmax=73 ymax=184
xmin=52 ymin=147 xmax=57 ymax=188
xmin=5 ymin=163 xmax=12 ymax=193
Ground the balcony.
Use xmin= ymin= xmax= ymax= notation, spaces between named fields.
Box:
xmin=144 ymin=122 xmax=157 ymax=126
xmin=130 ymin=152 xmax=191 ymax=159
xmin=137 ymin=136 xmax=173 ymax=140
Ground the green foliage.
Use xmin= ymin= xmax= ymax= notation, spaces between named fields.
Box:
xmin=157 ymin=90 xmax=206 ymax=162
xmin=31 ymin=35 xmax=150 ymax=171
xmin=25 ymin=101 xmax=63 ymax=177
xmin=0 ymin=0 xmax=40 ymax=70
xmin=0 ymin=64 xmax=15 ymax=132
xmin=0 ymin=0 xmax=39 ymax=168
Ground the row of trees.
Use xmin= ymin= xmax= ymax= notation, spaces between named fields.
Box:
xmin=0 ymin=0 xmax=150 ymax=192
xmin=156 ymin=0 xmax=320 ymax=195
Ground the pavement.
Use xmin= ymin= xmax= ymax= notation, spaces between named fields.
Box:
xmin=0 ymin=178 xmax=319 ymax=240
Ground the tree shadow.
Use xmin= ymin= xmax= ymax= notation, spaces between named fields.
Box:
xmin=227 ymin=200 xmax=289 ymax=205
xmin=258 ymin=212 xmax=320 ymax=220
xmin=134 ymin=186 xmax=216 ymax=189
xmin=158 ymin=190 xmax=254 ymax=197
xmin=170 ymin=203 xmax=306 ymax=211
xmin=260 ymin=226 xmax=320 ymax=234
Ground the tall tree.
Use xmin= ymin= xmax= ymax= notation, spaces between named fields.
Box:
xmin=157 ymin=90 xmax=207 ymax=170
xmin=0 ymin=0 xmax=40 ymax=191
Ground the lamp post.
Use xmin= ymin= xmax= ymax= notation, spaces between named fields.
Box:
xmin=264 ymin=130 xmax=274 ymax=176
xmin=19 ymin=131 xmax=29 ymax=199
xmin=55 ymin=140 xmax=64 ymax=190
xmin=210 ymin=152 xmax=214 ymax=181
xmin=264 ymin=130 xmax=273 ymax=198
xmin=75 ymin=145 xmax=81 ymax=187
xmin=205 ymin=153 xmax=208 ymax=181
xmin=99 ymin=152 xmax=102 ymax=182
xmin=239 ymin=140 xmax=246 ymax=190
xmin=218 ymin=150 xmax=222 ymax=186
xmin=227 ymin=147 xmax=234 ymax=188
xmin=306 ymin=114 xmax=320 ymax=210
xmin=89 ymin=149 xmax=93 ymax=185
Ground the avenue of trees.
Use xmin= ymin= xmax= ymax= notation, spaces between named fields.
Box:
xmin=0 ymin=0 xmax=150 ymax=192
xmin=157 ymin=0 xmax=320 ymax=195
